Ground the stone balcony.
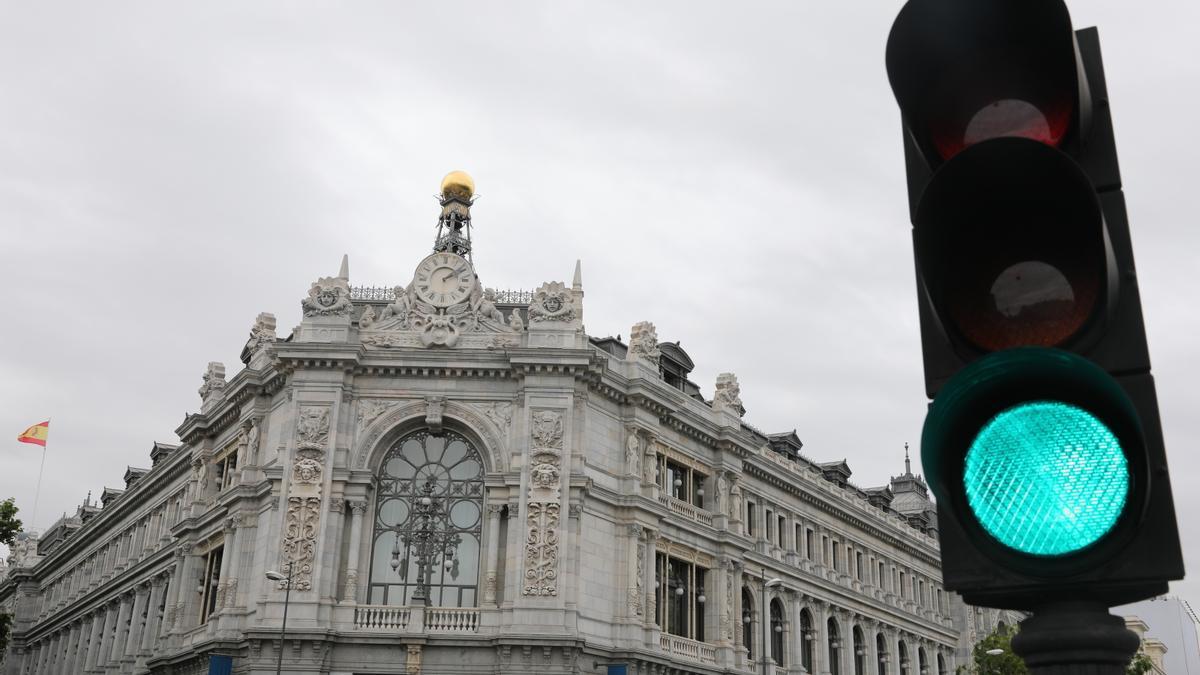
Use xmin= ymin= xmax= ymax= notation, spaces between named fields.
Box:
xmin=353 ymin=605 xmax=482 ymax=633
xmin=658 ymin=494 xmax=715 ymax=527
xmin=659 ymin=633 xmax=718 ymax=665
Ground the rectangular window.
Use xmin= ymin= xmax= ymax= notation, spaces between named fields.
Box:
xmin=913 ymin=576 xmax=919 ymax=602
xmin=878 ymin=561 xmax=885 ymax=587
xmin=831 ymin=542 xmax=840 ymax=570
xmin=806 ymin=529 xmax=814 ymax=560
xmin=765 ymin=509 xmax=774 ymax=542
xmin=200 ymin=544 xmax=224 ymax=622
xmin=657 ymin=552 xmax=709 ymax=642
xmin=918 ymin=579 xmax=925 ymax=606
xmin=778 ymin=516 xmax=787 ymax=547
xmin=746 ymin=502 xmax=757 ymax=536
xmin=822 ymin=535 xmax=829 ymax=565
xmin=856 ymin=552 xmax=864 ymax=580
xmin=214 ymin=442 xmax=239 ymax=491
xmin=795 ymin=524 xmax=803 ymax=553
xmin=900 ymin=571 xmax=907 ymax=598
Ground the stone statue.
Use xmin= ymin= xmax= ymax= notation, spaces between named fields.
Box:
xmin=359 ymin=305 xmax=376 ymax=328
xmin=378 ymin=285 xmax=412 ymax=325
xmin=626 ymin=431 xmax=641 ymax=475
xmin=508 ymin=309 xmax=525 ymax=332
xmin=477 ymin=288 xmax=505 ymax=324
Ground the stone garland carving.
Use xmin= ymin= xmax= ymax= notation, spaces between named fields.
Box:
xmin=713 ymin=372 xmax=744 ymax=417
xmin=628 ymin=321 xmax=661 ymax=366
xmin=527 ymin=281 xmax=577 ymax=323
xmin=629 ymin=524 xmax=644 ymax=616
xmin=280 ymin=406 xmax=328 ymax=591
xmin=301 ymin=275 xmax=353 ymax=317
xmin=523 ymin=410 xmax=563 ymax=597
xmin=198 ymin=362 xmax=226 ymax=400
xmin=723 ymin=559 xmax=737 ymax=642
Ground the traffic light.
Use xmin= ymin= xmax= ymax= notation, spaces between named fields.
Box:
xmin=885 ymin=0 xmax=1183 ymax=609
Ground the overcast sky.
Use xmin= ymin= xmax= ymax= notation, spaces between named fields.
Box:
xmin=3 ymin=1 xmax=1197 ymax=606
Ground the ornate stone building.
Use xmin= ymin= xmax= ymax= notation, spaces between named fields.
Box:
xmin=1 ymin=172 xmax=973 ymax=675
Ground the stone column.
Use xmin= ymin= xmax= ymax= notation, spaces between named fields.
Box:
xmin=172 ymin=547 xmax=202 ymax=634
xmin=93 ymin=603 xmax=117 ymax=671
xmin=813 ymin=601 xmax=829 ymax=675
xmin=60 ymin=623 xmax=80 ymax=675
xmin=84 ymin=607 xmax=109 ymax=672
xmin=643 ymin=529 xmax=660 ymax=633
xmin=108 ymin=594 xmax=133 ymax=667
xmin=343 ymin=500 xmax=368 ymax=603
xmin=215 ymin=519 xmax=237 ymax=612
xmin=125 ymin=584 xmax=150 ymax=660
xmin=140 ymin=576 xmax=167 ymax=654
xmin=161 ymin=548 xmax=185 ymax=636
xmin=482 ymin=503 xmax=503 ymax=606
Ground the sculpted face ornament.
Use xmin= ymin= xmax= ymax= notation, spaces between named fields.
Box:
xmin=543 ymin=295 xmax=563 ymax=313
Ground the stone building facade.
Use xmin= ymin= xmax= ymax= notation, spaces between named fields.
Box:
xmin=2 ymin=174 xmax=970 ymax=675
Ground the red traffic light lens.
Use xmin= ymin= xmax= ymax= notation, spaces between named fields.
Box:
xmin=933 ymin=95 xmax=1073 ymax=160
xmin=886 ymin=0 xmax=1080 ymax=165
xmin=915 ymin=138 xmax=1106 ymax=352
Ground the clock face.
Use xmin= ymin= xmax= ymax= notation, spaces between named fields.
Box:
xmin=414 ymin=253 xmax=474 ymax=307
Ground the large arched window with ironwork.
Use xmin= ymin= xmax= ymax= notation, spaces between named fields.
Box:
xmin=854 ymin=625 xmax=866 ymax=675
xmin=800 ymin=608 xmax=814 ymax=673
xmin=770 ymin=598 xmax=785 ymax=667
xmin=828 ymin=617 xmax=842 ymax=675
xmin=368 ymin=429 xmax=485 ymax=607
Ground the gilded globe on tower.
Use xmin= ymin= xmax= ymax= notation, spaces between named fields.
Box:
xmin=440 ymin=170 xmax=475 ymax=200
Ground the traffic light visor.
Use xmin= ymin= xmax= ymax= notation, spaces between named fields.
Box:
xmin=915 ymin=138 xmax=1106 ymax=352
xmin=886 ymin=0 xmax=1079 ymax=163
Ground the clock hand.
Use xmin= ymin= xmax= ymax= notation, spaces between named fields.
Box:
xmin=441 ymin=271 xmax=455 ymax=283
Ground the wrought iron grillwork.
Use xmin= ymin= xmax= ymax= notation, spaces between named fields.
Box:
xmin=350 ymin=286 xmax=534 ymax=305
xmin=369 ymin=430 xmax=484 ymax=607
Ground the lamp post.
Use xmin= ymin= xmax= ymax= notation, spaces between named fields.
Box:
xmin=982 ymin=648 xmax=1005 ymax=675
xmin=265 ymin=561 xmax=293 ymax=675
xmin=389 ymin=475 xmax=461 ymax=606
xmin=760 ymin=570 xmax=783 ymax=675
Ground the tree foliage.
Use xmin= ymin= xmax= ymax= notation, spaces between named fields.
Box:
xmin=1127 ymin=652 xmax=1155 ymax=675
xmin=958 ymin=624 xmax=1028 ymax=675
xmin=0 ymin=498 xmax=21 ymax=546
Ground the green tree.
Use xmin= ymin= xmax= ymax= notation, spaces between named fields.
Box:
xmin=0 ymin=498 xmax=20 ymax=546
xmin=0 ymin=498 xmax=21 ymax=659
xmin=1126 ymin=653 xmax=1155 ymax=675
xmin=958 ymin=624 xmax=1028 ymax=675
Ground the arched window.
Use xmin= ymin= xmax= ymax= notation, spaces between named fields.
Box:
xmin=937 ymin=653 xmax=948 ymax=675
xmin=828 ymin=616 xmax=842 ymax=675
xmin=800 ymin=609 xmax=815 ymax=673
xmin=368 ymin=429 xmax=485 ymax=607
xmin=770 ymin=598 xmax=785 ymax=666
xmin=877 ymin=633 xmax=889 ymax=675
xmin=899 ymin=640 xmax=909 ymax=675
xmin=919 ymin=647 xmax=929 ymax=675
xmin=853 ymin=626 xmax=866 ymax=675
xmin=742 ymin=587 xmax=755 ymax=660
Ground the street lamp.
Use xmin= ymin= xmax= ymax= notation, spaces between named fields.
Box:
xmin=760 ymin=570 xmax=782 ymax=675
xmin=389 ymin=475 xmax=461 ymax=606
xmin=264 ymin=561 xmax=293 ymax=675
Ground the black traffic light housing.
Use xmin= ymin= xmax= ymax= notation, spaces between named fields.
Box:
xmin=886 ymin=0 xmax=1183 ymax=609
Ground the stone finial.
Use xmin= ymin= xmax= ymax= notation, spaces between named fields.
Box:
xmin=572 ymin=259 xmax=582 ymax=291
xmin=713 ymin=372 xmax=745 ymax=417
xmin=198 ymin=362 xmax=227 ymax=401
xmin=338 ymin=253 xmax=349 ymax=281
xmin=628 ymin=321 xmax=661 ymax=367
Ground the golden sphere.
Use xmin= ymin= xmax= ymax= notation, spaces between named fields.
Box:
xmin=440 ymin=170 xmax=475 ymax=199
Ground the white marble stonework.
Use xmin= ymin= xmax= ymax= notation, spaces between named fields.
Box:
xmin=0 ymin=176 xmax=970 ymax=675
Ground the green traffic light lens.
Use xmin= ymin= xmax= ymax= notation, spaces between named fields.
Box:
xmin=963 ymin=400 xmax=1129 ymax=557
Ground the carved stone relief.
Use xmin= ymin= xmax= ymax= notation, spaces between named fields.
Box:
xmin=361 ymin=269 xmax=520 ymax=350
xmin=527 ymin=281 xmax=577 ymax=323
xmin=625 ymin=427 xmax=642 ymax=477
xmin=628 ymin=321 xmax=661 ymax=366
xmin=198 ymin=362 xmax=226 ymax=400
xmin=523 ymin=409 xmax=563 ymax=597
xmin=280 ymin=405 xmax=328 ymax=591
xmin=713 ymin=372 xmax=745 ymax=417
xmin=301 ymin=275 xmax=353 ymax=317
xmin=630 ymin=524 xmax=644 ymax=616
xmin=356 ymin=399 xmax=399 ymax=432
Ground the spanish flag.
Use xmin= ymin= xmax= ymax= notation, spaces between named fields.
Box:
xmin=17 ymin=421 xmax=49 ymax=447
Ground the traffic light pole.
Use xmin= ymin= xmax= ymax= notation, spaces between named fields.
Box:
xmin=1011 ymin=602 xmax=1140 ymax=675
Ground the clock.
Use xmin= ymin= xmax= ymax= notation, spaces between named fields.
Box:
xmin=413 ymin=252 xmax=474 ymax=307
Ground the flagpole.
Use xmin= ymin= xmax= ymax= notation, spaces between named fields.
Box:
xmin=30 ymin=418 xmax=48 ymax=531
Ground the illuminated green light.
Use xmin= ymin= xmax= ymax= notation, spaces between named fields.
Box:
xmin=963 ymin=400 xmax=1129 ymax=556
